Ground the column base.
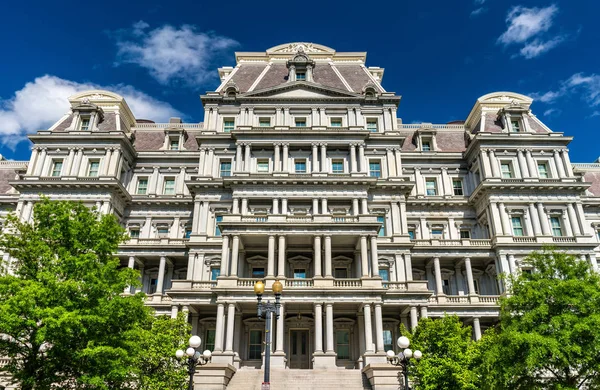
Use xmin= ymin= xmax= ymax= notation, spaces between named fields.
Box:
xmin=193 ymin=363 xmax=236 ymax=390
xmin=270 ymin=352 xmax=287 ymax=367
xmin=362 ymin=363 xmax=404 ymax=390
xmin=210 ymin=351 xmax=235 ymax=365
xmin=363 ymin=352 xmax=387 ymax=366
xmin=313 ymin=352 xmax=337 ymax=368
xmin=360 ymin=277 xmax=383 ymax=288
xmin=313 ymin=278 xmax=334 ymax=287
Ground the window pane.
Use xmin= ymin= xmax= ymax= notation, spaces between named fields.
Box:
xmin=334 ymin=268 xmax=347 ymax=278
xmin=164 ymin=179 xmax=175 ymax=194
xmin=52 ymin=161 xmax=63 ymax=177
xmin=257 ymin=160 xmax=269 ymax=172
xmin=512 ymin=217 xmax=524 ymax=236
xmin=295 ymin=118 xmax=306 ymax=127
xmin=460 ymin=230 xmax=471 ymax=239
xmin=422 ymin=141 xmax=431 ymax=151
xmin=330 ymin=119 xmax=342 ymax=127
xmin=88 ymin=161 xmax=99 ymax=177
xmin=215 ymin=215 xmax=223 ymax=236
xmin=336 ymin=330 xmax=350 ymax=359
xmin=170 ymin=139 xmax=179 ymax=150
xmin=408 ymin=230 xmax=415 ymax=240
xmin=511 ymin=120 xmax=520 ymax=132
xmin=426 ymin=179 xmax=437 ymax=195
xmin=296 ymin=72 xmax=306 ymax=81
xmin=501 ymin=164 xmax=512 ymax=178
xmin=293 ymin=269 xmax=306 ymax=279
xmin=332 ymin=160 xmax=344 ymax=173
xmin=432 ymin=229 xmax=443 ymax=236
xmin=259 ymin=118 xmax=270 ymax=127
xmin=137 ymin=179 xmax=148 ymax=194
xmin=220 ymin=161 xmax=232 ymax=177
xmin=383 ymin=330 xmax=393 ymax=352
xmin=295 ymin=160 xmax=306 ymax=173
xmin=224 ymin=120 xmax=235 ymax=132
xmin=538 ymin=163 xmax=549 ymax=178
xmin=369 ymin=161 xmax=381 ymax=177
xmin=367 ymin=120 xmax=378 ymax=132
xmin=252 ymin=268 xmax=265 ymax=278
xmin=453 ymin=180 xmax=463 ymax=195
xmin=129 ymin=229 xmax=140 ymax=238
xmin=80 ymin=118 xmax=90 ymax=131
xmin=551 ymin=217 xmax=562 ymax=236
xmin=378 ymin=216 xmax=386 ymax=236
xmin=379 ymin=269 xmax=389 ymax=281
xmin=210 ymin=267 xmax=220 ymax=280
xmin=205 ymin=330 xmax=216 ymax=352
xmin=249 ymin=330 xmax=263 ymax=359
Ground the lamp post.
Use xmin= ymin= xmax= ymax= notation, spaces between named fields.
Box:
xmin=254 ymin=280 xmax=283 ymax=390
xmin=175 ymin=335 xmax=212 ymax=390
xmin=386 ymin=336 xmax=423 ymax=390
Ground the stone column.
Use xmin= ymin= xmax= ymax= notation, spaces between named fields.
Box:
xmin=312 ymin=143 xmax=319 ymax=173
xmin=562 ymin=210 xmax=573 ymax=237
xmin=321 ymin=198 xmax=328 ymax=214
xmin=567 ymin=203 xmax=581 ymax=235
xmin=529 ymin=203 xmax=542 ymax=235
xmin=455 ymin=263 xmax=465 ymax=295
xmin=562 ymin=150 xmax=574 ymax=176
xmin=206 ymin=148 xmax=215 ymax=176
xmin=374 ymin=303 xmax=385 ymax=352
xmin=498 ymin=202 xmax=510 ymax=235
xmin=274 ymin=143 xmax=281 ymax=172
xmin=214 ymin=303 xmax=225 ymax=352
xmin=26 ymin=148 xmax=39 ymax=175
xmin=537 ymin=203 xmax=551 ymax=235
xmin=410 ymin=306 xmax=419 ymax=330
xmin=277 ymin=235 xmax=286 ymax=278
xmin=394 ymin=149 xmax=402 ymax=176
xmin=235 ymin=143 xmax=243 ymax=172
xmin=350 ymin=143 xmax=357 ymax=173
xmin=230 ymin=235 xmax=240 ymax=277
xmin=267 ymin=235 xmax=275 ymax=277
xmin=508 ymin=254 xmax=517 ymax=275
xmin=360 ymin=236 xmax=369 ymax=277
xmin=232 ymin=198 xmax=240 ymax=214
xmin=358 ymin=143 xmax=366 ymax=173
xmin=314 ymin=303 xmax=323 ymax=353
xmin=156 ymin=256 xmax=167 ymax=295
xmin=281 ymin=198 xmax=288 ymax=215
xmin=325 ymin=303 xmax=334 ymax=353
xmin=489 ymin=150 xmax=500 ymax=177
xmin=357 ymin=313 xmax=366 ymax=357
xmin=312 ymin=198 xmax=319 ymax=215
xmin=324 ymin=235 xmax=332 ymax=277
xmin=517 ymin=149 xmax=529 ymax=178
xmin=314 ymin=235 xmax=322 ymax=277
xmin=352 ymin=198 xmax=360 ymax=215
xmin=220 ymin=235 xmax=230 ymax=276
xmin=465 ymin=257 xmax=476 ymax=295
xmin=370 ymin=236 xmax=379 ymax=276
xmin=198 ymin=148 xmax=207 ymax=175
xmin=404 ymin=254 xmax=413 ymax=281
xmin=225 ymin=303 xmax=236 ymax=352
xmin=282 ymin=143 xmax=289 ymax=172
xmin=420 ymin=306 xmax=428 ymax=319
xmin=473 ymin=317 xmax=482 ymax=341
xmin=525 ymin=150 xmax=537 ymax=178
xmin=553 ymin=150 xmax=566 ymax=177
xmin=276 ymin=303 xmax=285 ymax=352
xmin=124 ymin=256 xmax=135 ymax=294
xmin=361 ymin=198 xmax=369 ymax=215
xmin=433 ymin=257 xmax=444 ymax=295
xmin=481 ymin=150 xmax=492 ymax=179
xmin=272 ymin=198 xmax=279 ymax=214
xmin=244 ymin=143 xmax=252 ymax=172
xmin=171 ymin=305 xmax=179 ymax=319
xmin=363 ymin=304 xmax=374 ymax=352
xmin=320 ymin=143 xmax=327 ymax=173
xmin=386 ymin=148 xmax=394 ymax=177
xmin=34 ymin=148 xmax=47 ymax=176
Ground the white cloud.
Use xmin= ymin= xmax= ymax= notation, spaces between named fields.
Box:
xmin=0 ymin=75 xmax=182 ymax=150
xmin=498 ymin=5 xmax=558 ymax=45
xmin=470 ymin=7 xmax=487 ymax=18
xmin=530 ymin=90 xmax=564 ymax=103
xmin=588 ymin=111 xmax=600 ymax=118
xmin=474 ymin=0 xmax=486 ymax=4
xmin=520 ymin=36 xmax=564 ymax=59
xmin=114 ymin=21 xmax=238 ymax=86
xmin=565 ymin=73 xmax=600 ymax=106
xmin=543 ymin=108 xmax=560 ymax=117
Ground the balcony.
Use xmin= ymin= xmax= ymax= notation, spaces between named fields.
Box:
xmin=383 ymin=280 xmax=429 ymax=291
xmin=222 ymin=214 xmax=379 ymax=224
xmin=411 ymin=238 xmax=492 ymax=248
xmin=428 ymin=294 xmax=500 ymax=305
xmin=122 ymin=237 xmax=189 ymax=246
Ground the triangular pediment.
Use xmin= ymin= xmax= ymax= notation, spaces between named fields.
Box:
xmin=243 ymin=82 xmax=359 ymax=99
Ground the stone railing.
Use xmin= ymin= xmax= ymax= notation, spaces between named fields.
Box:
xmin=237 ymin=278 xmax=259 ymax=287
xmin=412 ymin=239 xmax=492 ymax=247
xmin=384 ymin=280 xmax=429 ymax=291
xmin=479 ymin=295 xmax=500 ymax=304
xmin=132 ymin=122 xmax=204 ymax=130
xmin=512 ymin=236 xmax=537 ymax=243
xmin=122 ymin=237 xmax=189 ymax=246
xmin=333 ymin=279 xmax=362 ymax=288
xmin=572 ymin=163 xmax=600 ymax=169
xmin=429 ymin=294 xmax=500 ymax=305
xmin=445 ymin=295 xmax=470 ymax=303
xmin=224 ymin=214 xmax=376 ymax=224
xmin=552 ymin=236 xmax=576 ymax=243
xmin=192 ymin=281 xmax=217 ymax=290
xmin=397 ymin=123 xmax=465 ymax=130
xmin=285 ymin=279 xmax=314 ymax=287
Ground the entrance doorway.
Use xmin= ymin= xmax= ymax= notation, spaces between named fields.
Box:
xmin=289 ymin=329 xmax=310 ymax=369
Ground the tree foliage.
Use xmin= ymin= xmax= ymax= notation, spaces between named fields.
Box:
xmin=408 ymin=315 xmax=480 ymax=390
xmin=0 ymin=199 xmax=188 ymax=389
xmin=477 ymin=248 xmax=600 ymax=389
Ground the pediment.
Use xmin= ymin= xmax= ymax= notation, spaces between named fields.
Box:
xmin=243 ymin=82 xmax=359 ymax=99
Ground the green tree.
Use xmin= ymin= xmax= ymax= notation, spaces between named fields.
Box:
xmin=477 ymin=248 xmax=600 ymax=389
xmin=0 ymin=199 xmax=148 ymax=389
xmin=408 ymin=315 xmax=480 ymax=390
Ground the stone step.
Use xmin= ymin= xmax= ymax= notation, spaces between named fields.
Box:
xmin=226 ymin=368 xmax=371 ymax=390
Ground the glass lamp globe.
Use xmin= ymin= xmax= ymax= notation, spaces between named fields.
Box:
xmin=189 ymin=335 xmax=202 ymax=348
xmin=397 ymin=336 xmax=410 ymax=349
xmin=403 ymin=348 xmax=413 ymax=358
xmin=186 ymin=347 xmax=196 ymax=357
xmin=203 ymin=350 xmax=212 ymax=360
xmin=175 ymin=349 xmax=185 ymax=359
xmin=386 ymin=350 xmax=396 ymax=359
xmin=414 ymin=350 xmax=423 ymax=360
xmin=272 ymin=280 xmax=283 ymax=294
xmin=254 ymin=280 xmax=265 ymax=295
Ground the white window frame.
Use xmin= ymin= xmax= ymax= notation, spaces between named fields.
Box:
xmin=87 ymin=160 xmax=100 ymax=177
xmin=366 ymin=118 xmax=378 ymax=132
xmin=330 ymin=118 xmax=343 ymax=127
xmin=51 ymin=159 xmax=63 ymax=177
xmin=425 ymin=178 xmax=438 ymax=196
xmin=500 ymin=162 xmax=514 ymax=179
xmin=223 ymin=118 xmax=235 ymax=133
xmin=257 ymin=159 xmax=270 ymax=173
xmin=79 ymin=116 xmax=91 ymax=131
xmin=259 ymin=117 xmax=271 ymax=127
xmin=163 ymin=178 xmax=176 ymax=195
xmin=136 ymin=177 xmax=149 ymax=195
xmin=295 ymin=117 xmax=307 ymax=127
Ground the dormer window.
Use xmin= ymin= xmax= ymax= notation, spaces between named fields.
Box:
xmin=510 ymin=120 xmax=521 ymax=133
xmin=80 ymin=117 xmax=90 ymax=131
xmin=169 ymin=138 xmax=179 ymax=150
xmin=296 ymin=72 xmax=306 ymax=81
xmin=422 ymin=140 xmax=432 ymax=151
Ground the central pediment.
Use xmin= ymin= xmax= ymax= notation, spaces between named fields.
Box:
xmin=243 ymin=82 xmax=360 ymax=99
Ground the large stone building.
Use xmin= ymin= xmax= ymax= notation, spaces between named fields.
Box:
xmin=2 ymin=42 xmax=600 ymax=388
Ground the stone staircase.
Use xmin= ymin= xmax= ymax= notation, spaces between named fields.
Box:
xmin=226 ymin=368 xmax=372 ymax=390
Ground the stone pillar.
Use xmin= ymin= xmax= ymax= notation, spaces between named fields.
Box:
xmin=220 ymin=235 xmax=230 ymax=276
xmin=361 ymin=198 xmax=369 ymax=215
xmin=277 ymin=235 xmax=286 ymax=278
xmin=404 ymin=254 xmax=413 ymax=281
xmin=214 ymin=303 xmax=225 ymax=352
xmin=225 ymin=303 xmax=236 ymax=352
xmin=350 ymin=143 xmax=357 ymax=173
xmin=206 ymin=148 xmax=215 ymax=176
xmin=455 ymin=263 xmax=465 ymax=295
xmin=394 ymin=149 xmax=402 ymax=176
xmin=244 ymin=143 xmax=252 ymax=172
xmin=528 ymin=203 xmax=542 ymax=235
xmin=314 ymin=235 xmax=322 ymax=277
xmin=324 ymin=235 xmax=332 ymax=277
xmin=410 ymin=306 xmax=419 ymax=330
xmin=232 ymin=198 xmax=240 ymax=214
xmin=267 ymin=235 xmax=275 ymax=277
xmin=360 ymin=236 xmax=369 ymax=277
xmin=465 ymin=257 xmax=476 ymax=295
xmin=314 ymin=303 xmax=323 ymax=353
xmin=230 ymin=235 xmax=240 ymax=277
xmin=235 ymin=143 xmax=243 ymax=172
xmin=363 ymin=304 xmax=374 ymax=352
xmin=156 ymin=256 xmax=167 ymax=295
xmin=358 ymin=143 xmax=366 ymax=173
xmin=282 ymin=143 xmax=289 ymax=172
xmin=353 ymin=198 xmax=360 ymax=215
xmin=320 ymin=143 xmax=327 ymax=173
xmin=276 ymin=303 xmax=285 ymax=352
xmin=433 ymin=257 xmax=444 ymax=295
xmin=171 ymin=305 xmax=179 ymax=319
xmin=281 ymin=198 xmax=288 ymax=215
xmin=124 ymin=256 xmax=135 ymax=294
xmin=374 ymin=303 xmax=384 ymax=352
xmin=198 ymin=148 xmax=207 ymax=175
xmin=508 ymin=254 xmax=517 ymax=275
xmin=481 ymin=150 xmax=492 ymax=179
xmin=562 ymin=150 xmax=574 ymax=176
xmin=489 ymin=150 xmax=500 ymax=178
xmin=27 ymin=148 xmax=39 ymax=175
xmin=473 ymin=317 xmax=482 ymax=341
xmin=420 ymin=306 xmax=428 ymax=319
xmin=321 ymin=198 xmax=328 ymax=214
xmin=312 ymin=143 xmax=319 ymax=173
xmin=499 ymin=203 xmax=510 ymax=235
xmin=526 ymin=150 xmax=537 ymax=178
xmin=325 ymin=303 xmax=334 ymax=353
xmin=386 ymin=148 xmax=394 ymax=177
xmin=274 ymin=143 xmax=281 ymax=172
xmin=562 ymin=210 xmax=573 ymax=237
xmin=517 ymin=149 xmax=529 ymax=178
xmin=566 ymin=203 xmax=581 ymax=235
xmin=553 ymin=150 xmax=566 ymax=177
xmin=537 ymin=203 xmax=551 ymax=235
xmin=370 ymin=236 xmax=379 ymax=276
xmin=312 ymin=198 xmax=319 ymax=215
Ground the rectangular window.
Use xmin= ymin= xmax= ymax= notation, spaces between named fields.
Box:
xmin=431 ymin=229 xmax=444 ymax=237
xmin=220 ymin=161 xmax=232 ymax=177
xmin=379 ymin=268 xmax=389 ymax=281
xmin=80 ymin=117 xmax=90 ymax=131
xmin=512 ymin=216 xmax=524 ymax=236
xmin=169 ymin=138 xmax=179 ymax=151
xmin=295 ymin=118 xmax=306 ymax=127
xmin=336 ymin=330 xmax=350 ymax=359
xmin=331 ymin=159 xmax=344 ymax=174
xmin=378 ymin=216 xmax=386 ymax=237
xmin=452 ymin=179 xmax=464 ymax=195
xmin=148 ymin=278 xmax=158 ymax=294
xmin=460 ymin=230 xmax=471 ymax=239
xmin=51 ymin=160 xmax=63 ymax=177
xmin=293 ymin=269 xmax=306 ymax=279
xmin=425 ymin=179 xmax=437 ymax=196
xmin=473 ymin=279 xmax=480 ymax=294
xmin=157 ymin=227 xmax=169 ymax=237
xmin=538 ymin=163 xmax=549 ymax=178
xmin=330 ymin=118 xmax=342 ymax=127
xmin=252 ymin=268 xmax=265 ymax=278
xmin=510 ymin=120 xmax=521 ymax=132
xmin=204 ymin=329 xmax=216 ymax=352
xmin=87 ymin=161 xmax=99 ymax=177
xmin=334 ymin=268 xmax=348 ymax=278
xmin=501 ymin=163 xmax=513 ymax=179
xmin=442 ymin=279 xmax=451 ymax=294
xmin=185 ymin=228 xmax=192 ymax=238
xmin=295 ymin=159 xmax=306 ymax=173
xmin=257 ymin=159 xmax=269 ymax=173
xmin=129 ymin=229 xmax=140 ymax=238
xmin=367 ymin=119 xmax=378 ymax=132
xmin=369 ymin=161 xmax=381 ymax=177
xmin=408 ymin=230 xmax=416 ymax=240
xmin=163 ymin=178 xmax=175 ymax=195
xmin=215 ymin=215 xmax=223 ymax=236
xmin=259 ymin=118 xmax=271 ymax=127
xmin=210 ymin=267 xmax=220 ymax=281
xmin=223 ymin=119 xmax=235 ymax=133
xmin=422 ymin=141 xmax=431 ymax=151
xmin=551 ymin=217 xmax=563 ymax=236
xmin=136 ymin=178 xmax=148 ymax=195
xmin=295 ymin=72 xmax=306 ymax=81
xmin=249 ymin=330 xmax=263 ymax=359
xmin=383 ymin=330 xmax=393 ymax=353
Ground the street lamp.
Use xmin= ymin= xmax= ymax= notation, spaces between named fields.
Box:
xmin=386 ymin=336 xmax=423 ymax=390
xmin=254 ymin=280 xmax=283 ymax=390
xmin=175 ymin=335 xmax=212 ymax=390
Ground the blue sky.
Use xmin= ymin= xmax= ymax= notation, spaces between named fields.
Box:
xmin=1 ymin=0 xmax=599 ymax=162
